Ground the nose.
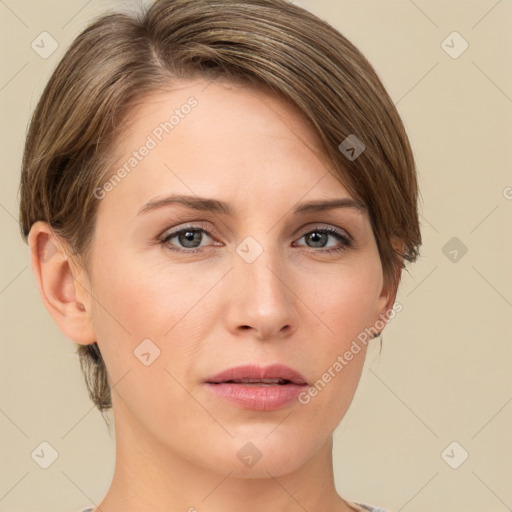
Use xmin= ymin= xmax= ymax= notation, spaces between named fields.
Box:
xmin=225 ymin=240 xmax=299 ymax=342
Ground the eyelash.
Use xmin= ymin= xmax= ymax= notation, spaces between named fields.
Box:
xmin=158 ymin=222 xmax=353 ymax=255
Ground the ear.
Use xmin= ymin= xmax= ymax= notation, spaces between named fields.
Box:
xmin=372 ymin=239 xmax=405 ymax=333
xmin=27 ymin=221 xmax=96 ymax=345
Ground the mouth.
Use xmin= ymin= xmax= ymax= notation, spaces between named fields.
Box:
xmin=205 ymin=363 xmax=308 ymax=386
xmin=208 ymin=378 xmax=296 ymax=386
xmin=204 ymin=369 xmax=308 ymax=411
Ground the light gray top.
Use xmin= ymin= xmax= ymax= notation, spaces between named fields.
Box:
xmin=355 ymin=503 xmax=388 ymax=512
xmin=78 ymin=502 xmax=388 ymax=512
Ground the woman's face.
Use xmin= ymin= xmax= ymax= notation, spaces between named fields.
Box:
xmin=80 ymin=78 xmax=395 ymax=477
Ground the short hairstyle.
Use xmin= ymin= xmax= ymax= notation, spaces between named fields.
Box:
xmin=19 ymin=0 xmax=422 ymax=413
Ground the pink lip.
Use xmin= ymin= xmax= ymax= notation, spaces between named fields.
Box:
xmin=205 ymin=364 xmax=308 ymax=385
xmin=204 ymin=364 xmax=308 ymax=411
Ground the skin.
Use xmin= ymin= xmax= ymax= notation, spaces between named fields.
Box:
xmin=28 ymin=78 xmax=400 ymax=512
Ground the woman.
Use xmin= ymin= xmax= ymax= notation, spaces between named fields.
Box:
xmin=19 ymin=0 xmax=421 ymax=511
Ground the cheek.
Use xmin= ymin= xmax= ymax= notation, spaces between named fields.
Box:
xmin=90 ymin=246 xmax=195 ymax=335
xmin=87 ymin=247 xmax=220 ymax=382
xmin=292 ymin=260 xmax=381 ymax=418
xmin=305 ymin=257 xmax=384 ymax=344
xmin=87 ymin=254 xmax=203 ymax=424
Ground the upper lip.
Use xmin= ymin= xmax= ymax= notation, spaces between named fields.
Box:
xmin=205 ymin=364 xmax=308 ymax=385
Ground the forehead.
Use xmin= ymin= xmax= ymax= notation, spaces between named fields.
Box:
xmin=97 ymin=78 xmax=354 ymax=217
xmin=113 ymin=77 xmax=330 ymax=166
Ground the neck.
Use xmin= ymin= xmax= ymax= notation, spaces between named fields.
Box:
xmin=96 ymin=401 xmax=358 ymax=512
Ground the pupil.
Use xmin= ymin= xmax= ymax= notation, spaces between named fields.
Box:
xmin=309 ymin=232 xmax=326 ymax=247
xmin=181 ymin=230 xmax=201 ymax=247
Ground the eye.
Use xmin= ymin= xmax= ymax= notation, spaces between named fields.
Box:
xmin=294 ymin=227 xmax=352 ymax=254
xmin=159 ymin=223 xmax=353 ymax=255
xmin=159 ymin=223 xmax=217 ymax=254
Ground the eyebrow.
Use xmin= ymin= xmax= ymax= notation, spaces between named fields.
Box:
xmin=137 ymin=194 xmax=367 ymax=216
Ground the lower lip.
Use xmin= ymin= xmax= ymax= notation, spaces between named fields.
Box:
xmin=204 ymin=382 xmax=307 ymax=411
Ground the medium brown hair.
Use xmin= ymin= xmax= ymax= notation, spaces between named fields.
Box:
xmin=19 ymin=0 xmax=422 ymax=413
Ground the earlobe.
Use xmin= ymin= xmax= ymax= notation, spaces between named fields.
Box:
xmin=27 ymin=221 xmax=96 ymax=345
xmin=374 ymin=283 xmax=396 ymax=336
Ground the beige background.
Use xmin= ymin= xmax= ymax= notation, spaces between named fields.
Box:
xmin=1 ymin=1 xmax=511 ymax=511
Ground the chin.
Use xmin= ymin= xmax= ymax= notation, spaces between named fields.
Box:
xmin=200 ymin=429 xmax=321 ymax=479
